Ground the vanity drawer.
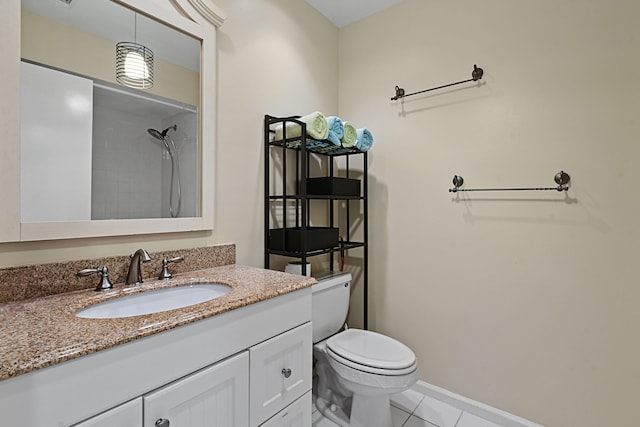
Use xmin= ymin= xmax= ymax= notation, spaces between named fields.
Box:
xmin=249 ymin=322 xmax=312 ymax=426
xmin=260 ymin=391 xmax=311 ymax=427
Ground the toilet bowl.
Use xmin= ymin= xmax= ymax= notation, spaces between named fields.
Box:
xmin=312 ymin=274 xmax=418 ymax=427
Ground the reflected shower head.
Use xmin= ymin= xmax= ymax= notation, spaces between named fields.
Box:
xmin=147 ymin=124 xmax=177 ymax=140
xmin=148 ymin=125 xmax=178 ymax=153
xmin=148 ymin=127 xmax=172 ymax=153
xmin=147 ymin=128 xmax=164 ymax=140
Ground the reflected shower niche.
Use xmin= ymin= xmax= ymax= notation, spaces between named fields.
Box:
xmin=20 ymin=61 xmax=198 ymax=222
xmin=92 ymin=84 xmax=198 ymax=220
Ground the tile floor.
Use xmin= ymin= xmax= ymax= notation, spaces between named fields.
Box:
xmin=312 ymin=387 xmax=503 ymax=427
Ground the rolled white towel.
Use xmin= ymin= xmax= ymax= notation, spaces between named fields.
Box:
xmin=340 ymin=121 xmax=357 ymax=148
xmin=274 ymin=111 xmax=329 ymax=141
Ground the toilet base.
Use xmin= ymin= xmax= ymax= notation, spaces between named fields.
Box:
xmin=350 ymin=394 xmax=392 ymax=427
xmin=314 ymin=394 xmax=350 ymax=426
xmin=314 ymin=393 xmax=394 ymax=427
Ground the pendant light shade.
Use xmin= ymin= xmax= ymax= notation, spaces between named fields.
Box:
xmin=116 ymin=42 xmax=154 ymax=89
xmin=116 ymin=13 xmax=153 ymax=89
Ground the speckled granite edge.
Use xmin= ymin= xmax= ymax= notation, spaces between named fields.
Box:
xmin=0 ymin=244 xmax=235 ymax=304
xmin=0 ymin=264 xmax=316 ymax=381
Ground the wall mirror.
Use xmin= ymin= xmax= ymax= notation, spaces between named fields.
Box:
xmin=12 ymin=0 xmax=222 ymax=241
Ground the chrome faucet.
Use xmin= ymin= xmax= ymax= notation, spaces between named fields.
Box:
xmin=125 ymin=248 xmax=152 ymax=286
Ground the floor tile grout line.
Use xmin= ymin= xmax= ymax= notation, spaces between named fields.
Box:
xmin=389 ymin=393 xmax=426 ymax=415
xmin=393 ymin=394 xmax=420 ymax=427
xmin=399 ymin=391 xmax=473 ymax=427
xmin=395 ymin=404 xmax=412 ymax=427
xmin=410 ymin=395 xmax=426 ymax=418
xmin=394 ymin=394 xmax=426 ymax=427
xmin=401 ymin=394 xmax=444 ymax=427
xmin=399 ymin=413 xmax=409 ymax=427
xmin=453 ymin=410 xmax=464 ymax=427
xmin=399 ymin=412 xmax=439 ymax=427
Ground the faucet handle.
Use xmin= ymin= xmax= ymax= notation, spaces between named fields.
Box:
xmin=158 ymin=256 xmax=184 ymax=280
xmin=77 ymin=266 xmax=113 ymax=291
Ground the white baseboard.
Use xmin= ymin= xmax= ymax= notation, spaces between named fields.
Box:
xmin=411 ymin=380 xmax=544 ymax=427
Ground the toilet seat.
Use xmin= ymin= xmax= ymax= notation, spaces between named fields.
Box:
xmin=326 ymin=329 xmax=417 ymax=376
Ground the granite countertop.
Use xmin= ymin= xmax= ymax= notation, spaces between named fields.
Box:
xmin=0 ymin=264 xmax=316 ymax=381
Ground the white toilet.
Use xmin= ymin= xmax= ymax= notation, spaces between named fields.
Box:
xmin=312 ymin=273 xmax=418 ymax=427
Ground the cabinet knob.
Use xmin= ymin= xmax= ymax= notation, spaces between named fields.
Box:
xmin=282 ymin=368 xmax=292 ymax=378
xmin=155 ymin=419 xmax=170 ymax=427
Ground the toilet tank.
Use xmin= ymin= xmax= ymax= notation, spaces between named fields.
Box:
xmin=311 ymin=273 xmax=351 ymax=343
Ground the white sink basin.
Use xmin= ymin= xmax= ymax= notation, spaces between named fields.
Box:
xmin=76 ymin=284 xmax=232 ymax=319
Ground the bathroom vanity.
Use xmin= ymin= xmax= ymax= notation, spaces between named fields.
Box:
xmin=0 ymin=264 xmax=314 ymax=426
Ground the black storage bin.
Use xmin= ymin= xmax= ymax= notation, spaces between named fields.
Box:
xmin=269 ymin=227 xmax=339 ymax=252
xmin=306 ymin=177 xmax=360 ymax=196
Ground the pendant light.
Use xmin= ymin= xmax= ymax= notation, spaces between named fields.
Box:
xmin=116 ymin=13 xmax=154 ymax=89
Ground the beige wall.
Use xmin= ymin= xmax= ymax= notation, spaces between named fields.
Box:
xmin=21 ymin=9 xmax=199 ymax=106
xmin=338 ymin=0 xmax=640 ymax=426
xmin=213 ymin=0 xmax=339 ymax=267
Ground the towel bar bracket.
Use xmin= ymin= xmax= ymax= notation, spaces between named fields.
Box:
xmin=449 ymin=171 xmax=571 ymax=193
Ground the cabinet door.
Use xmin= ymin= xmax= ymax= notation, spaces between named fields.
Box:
xmin=71 ymin=398 xmax=142 ymax=427
xmin=250 ymin=322 xmax=312 ymax=426
xmin=144 ymin=351 xmax=249 ymax=427
xmin=260 ymin=391 xmax=311 ymax=427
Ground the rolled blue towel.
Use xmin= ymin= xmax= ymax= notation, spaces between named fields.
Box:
xmin=355 ymin=128 xmax=374 ymax=151
xmin=326 ymin=116 xmax=344 ymax=146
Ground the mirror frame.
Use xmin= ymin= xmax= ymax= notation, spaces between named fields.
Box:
xmin=1 ymin=0 xmax=225 ymax=242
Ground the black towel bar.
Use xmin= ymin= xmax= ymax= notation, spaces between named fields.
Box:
xmin=391 ymin=65 xmax=484 ymax=101
xmin=449 ymin=171 xmax=571 ymax=193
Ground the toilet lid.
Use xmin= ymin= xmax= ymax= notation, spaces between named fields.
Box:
xmin=326 ymin=329 xmax=416 ymax=370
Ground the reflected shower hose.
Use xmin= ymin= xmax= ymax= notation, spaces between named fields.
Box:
xmin=166 ymin=135 xmax=182 ymax=218
xmin=147 ymin=125 xmax=182 ymax=218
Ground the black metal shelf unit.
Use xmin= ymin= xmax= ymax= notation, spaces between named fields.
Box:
xmin=264 ymin=114 xmax=368 ymax=329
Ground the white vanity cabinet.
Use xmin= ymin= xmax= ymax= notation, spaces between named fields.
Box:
xmin=72 ymin=352 xmax=250 ymax=427
xmin=72 ymin=398 xmax=142 ymax=427
xmin=144 ymin=352 xmax=249 ymax=427
xmin=72 ymin=325 xmax=311 ymax=427
xmin=260 ymin=392 xmax=312 ymax=427
xmin=0 ymin=287 xmax=312 ymax=427
xmin=250 ymin=323 xmax=312 ymax=426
